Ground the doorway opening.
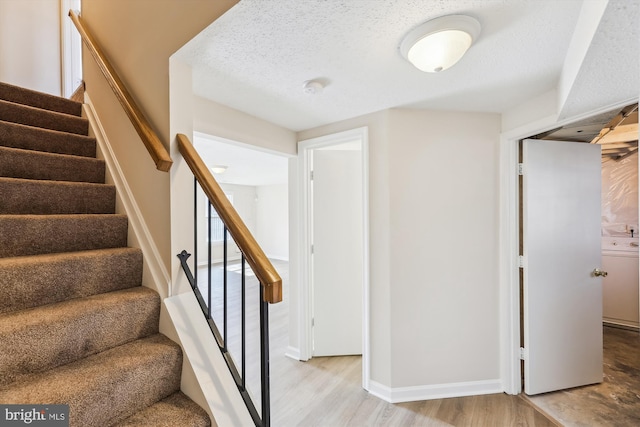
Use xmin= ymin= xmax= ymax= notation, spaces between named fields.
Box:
xmin=512 ymin=104 xmax=639 ymax=423
xmin=298 ymin=127 xmax=370 ymax=391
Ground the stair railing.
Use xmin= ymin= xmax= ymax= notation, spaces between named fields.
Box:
xmin=68 ymin=10 xmax=173 ymax=172
xmin=69 ymin=9 xmax=281 ymax=425
xmin=177 ymin=133 xmax=282 ymax=427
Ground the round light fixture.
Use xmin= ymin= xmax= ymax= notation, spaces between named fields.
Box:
xmin=400 ymin=15 xmax=481 ymax=73
xmin=211 ymin=165 xmax=228 ymax=174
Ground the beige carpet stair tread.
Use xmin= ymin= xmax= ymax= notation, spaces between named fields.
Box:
xmin=113 ymin=392 xmax=212 ymax=427
xmin=0 ymin=120 xmax=96 ymax=157
xmin=0 ymin=286 xmax=160 ymax=385
xmin=0 ymin=145 xmax=105 ymax=183
xmin=0 ymin=99 xmax=88 ymax=135
xmin=0 ymin=334 xmax=182 ymax=427
xmin=0 ymin=247 xmax=143 ymax=315
xmin=0 ymin=177 xmax=115 ymax=214
xmin=0 ymin=81 xmax=83 ymax=116
xmin=0 ymin=214 xmax=128 ymax=257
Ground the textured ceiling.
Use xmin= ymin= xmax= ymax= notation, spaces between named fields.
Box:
xmin=175 ymin=0 xmax=588 ymax=131
xmin=558 ymin=0 xmax=640 ymax=119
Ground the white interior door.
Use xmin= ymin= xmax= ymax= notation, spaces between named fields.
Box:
xmin=522 ymin=138 xmax=603 ymax=395
xmin=312 ymin=147 xmax=363 ymax=356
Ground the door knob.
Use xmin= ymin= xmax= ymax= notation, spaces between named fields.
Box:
xmin=593 ymin=268 xmax=608 ymax=277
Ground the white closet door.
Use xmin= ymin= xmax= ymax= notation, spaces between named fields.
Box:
xmin=522 ymin=138 xmax=603 ymax=395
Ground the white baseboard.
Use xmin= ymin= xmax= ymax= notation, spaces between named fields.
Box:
xmin=84 ymin=93 xmax=170 ymax=299
xmin=284 ymin=346 xmax=301 ymax=361
xmin=368 ymin=379 xmax=503 ymax=403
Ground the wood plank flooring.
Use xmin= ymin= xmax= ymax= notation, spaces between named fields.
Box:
xmin=199 ymin=260 xmax=556 ymax=426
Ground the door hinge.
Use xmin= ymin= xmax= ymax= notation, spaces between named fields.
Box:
xmin=517 ymin=163 xmax=524 ymax=176
xmin=520 ymin=347 xmax=527 ymax=360
xmin=310 ymin=170 xmax=314 ymax=180
xmin=311 ymin=244 xmax=314 ymax=254
xmin=312 ymin=317 xmax=315 ymax=327
xmin=518 ymin=255 xmax=525 ymax=268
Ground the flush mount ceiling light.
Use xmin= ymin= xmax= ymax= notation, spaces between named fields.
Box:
xmin=211 ymin=165 xmax=228 ymax=174
xmin=400 ymin=15 xmax=481 ymax=73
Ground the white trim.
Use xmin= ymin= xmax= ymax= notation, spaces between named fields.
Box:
xmin=368 ymin=379 xmax=503 ymax=403
xmin=284 ymin=346 xmax=301 ymax=361
xmin=297 ymin=126 xmax=371 ymax=388
xmin=60 ymin=0 xmax=82 ymax=98
xmin=499 ymin=96 xmax=639 ymax=396
xmin=84 ymin=93 xmax=171 ymax=298
xmin=297 ymin=141 xmax=313 ymax=361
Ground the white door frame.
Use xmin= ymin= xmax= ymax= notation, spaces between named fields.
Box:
xmin=297 ymin=127 xmax=371 ymax=390
xmin=60 ymin=0 xmax=83 ymax=98
xmin=499 ymin=98 xmax=638 ymax=395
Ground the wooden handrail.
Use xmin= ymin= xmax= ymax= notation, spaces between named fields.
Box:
xmin=177 ymin=134 xmax=283 ymax=304
xmin=69 ymin=10 xmax=173 ymax=172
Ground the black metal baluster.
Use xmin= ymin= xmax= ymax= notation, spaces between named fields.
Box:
xmin=180 ymin=181 xmax=273 ymax=427
xmin=260 ymin=285 xmax=271 ymax=427
xmin=193 ymin=179 xmax=198 ymax=295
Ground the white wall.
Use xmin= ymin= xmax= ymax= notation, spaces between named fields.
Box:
xmin=299 ymin=108 xmax=501 ymax=397
xmin=256 ymin=184 xmax=289 ymax=260
xmin=0 ymin=0 xmax=61 ymax=95
xmin=387 ymin=109 xmax=501 ymax=388
xmin=193 ymin=95 xmax=297 ymax=156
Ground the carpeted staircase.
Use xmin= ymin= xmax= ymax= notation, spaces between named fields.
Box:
xmin=0 ymin=81 xmax=211 ymax=427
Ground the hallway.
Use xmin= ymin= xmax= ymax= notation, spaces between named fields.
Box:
xmin=263 ymin=261 xmax=554 ymax=426
xmin=199 ymin=259 xmax=640 ymax=425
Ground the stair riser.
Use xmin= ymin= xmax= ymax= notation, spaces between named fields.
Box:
xmin=0 ymin=288 xmax=160 ymax=385
xmin=0 ymin=120 xmax=96 ymax=158
xmin=0 ymin=178 xmax=115 ymax=215
xmin=0 ymin=82 xmax=83 ymax=116
xmin=0 ymin=248 xmax=143 ymax=315
xmin=0 ymin=100 xmax=88 ymax=135
xmin=0 ymin=335 xmax=182 ymax=427
xmin=0 ymin=146 xmax=105 ymax=183
xmin=0 ymin=215 xmax=128 ymax=258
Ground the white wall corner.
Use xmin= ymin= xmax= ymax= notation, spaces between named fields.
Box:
xmin=83 ymin=93 xmax=171 ymax=299
xmin=164 ymin=293 xmax=254 ymax=427
xmin=368 ymin=379 xmax=503 ymax=404
xmin=557 ymin=0 xmax=609 ymax=115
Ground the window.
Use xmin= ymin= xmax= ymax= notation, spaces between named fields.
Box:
xmin=205 ymin=194 xmax=233 ymax=242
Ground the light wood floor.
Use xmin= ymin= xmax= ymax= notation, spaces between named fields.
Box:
xmin=199 ymin=260 xmax=555 ymax=426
